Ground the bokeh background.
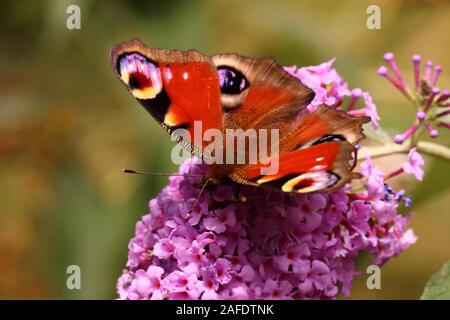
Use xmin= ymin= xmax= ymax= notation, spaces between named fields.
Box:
xmin=0 ymin=0 xmax=449 ymax=299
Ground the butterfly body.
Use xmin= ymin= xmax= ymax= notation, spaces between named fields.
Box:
xmin=111 ymin=39 xmax=369 ymax=193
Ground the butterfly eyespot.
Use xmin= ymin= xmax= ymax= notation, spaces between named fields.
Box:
xmin=217 ymin=66 xmax=249 ymax=94
xmin=294 ymin=178 xmax=314 ymax=189
xmin=118 ymin=53 xmax=163 ymax=100
xmin=281 ymin=171 xmax=339 ymax=193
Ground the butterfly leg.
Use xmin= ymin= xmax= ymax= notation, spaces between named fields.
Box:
xmin=207 ymin=189 xmax=221 ymax=218
xmin=188 ymin=178 xmax=212 ymax=215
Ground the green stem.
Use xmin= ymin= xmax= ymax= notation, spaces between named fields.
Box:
xmin=358 ymin=141 xmax=450 ymax=161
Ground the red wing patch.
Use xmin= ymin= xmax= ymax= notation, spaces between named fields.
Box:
xmin=234 ymin=141 xmax=357 ymax=193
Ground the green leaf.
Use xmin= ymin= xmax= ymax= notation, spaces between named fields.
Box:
xmin=421 ymin=261 xmax=450 ymax=300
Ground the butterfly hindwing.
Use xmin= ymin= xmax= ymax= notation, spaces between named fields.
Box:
xmin=230 ymin=141 xmax=358 ymax=193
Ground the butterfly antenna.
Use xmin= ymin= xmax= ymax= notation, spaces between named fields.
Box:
xmin=188 ymin=178 xmax=212 ymax=215
xmin=122 ymin=168 xmax=206 ymax=177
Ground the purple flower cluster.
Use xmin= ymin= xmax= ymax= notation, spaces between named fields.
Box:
xmin=285 ymin=58 xmax=380 ymax=129
xmin=117 ymin=157 xmax=416 ymax=300
xmin=378 ymin=53 xmax=449 ymax=142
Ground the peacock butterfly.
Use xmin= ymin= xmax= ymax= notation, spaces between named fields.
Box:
xmin=110 ymin=39 xmax=369 ymax=193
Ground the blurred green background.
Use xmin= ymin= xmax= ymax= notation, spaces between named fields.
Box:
xmin=0 ymin=0 xmax=449 ymax=299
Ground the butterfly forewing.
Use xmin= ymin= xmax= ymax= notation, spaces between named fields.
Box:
xmin=110 ymin=39 xmax=223 ymax=158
